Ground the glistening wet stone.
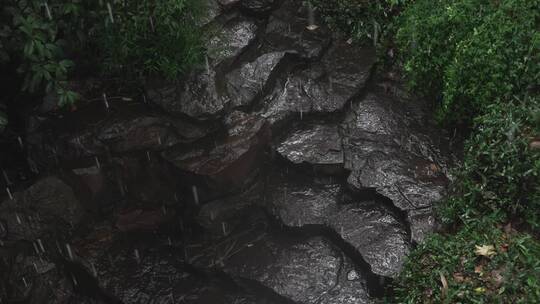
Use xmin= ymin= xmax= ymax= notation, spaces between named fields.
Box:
xmin=264 ymin=179 xmax=410 ymax=277
xmin=223 ymin=234 xmax=372 ymax=304
xmin=342 ymin=92 xmax=450 ymax=242
xmin=260 ymin=42 xmax=376 ymax=127
xmin=277 ymin=123 xmax=344 ymax=171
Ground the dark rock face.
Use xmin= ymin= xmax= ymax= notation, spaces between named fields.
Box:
xmin=262 ymin=0 xmax=331 ymax=59
xmin=147 ymin=69 xmax=224 ymax=120
xmin=342 ymin=93 xmax=450 ymax=242
xmin=277 ymin=123 xmax=344 ymax=171
xmin=162 ymin=112 xmax=270 ymax=194
xmin=225 ymin=52 xmax=286 ymax=108
xmin=0 ymin=177 xmax=84 ymax=241
xmin=260 ymin=43 xmax=376 ymax=126
xmin=223 ymin=235 xmax=371 ymax=304
xmin=265 ymin=180 xmax=409 ymax=277
xmin=0 ymin=245 xmax=104 ymax=304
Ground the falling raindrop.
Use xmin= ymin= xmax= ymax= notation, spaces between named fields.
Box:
xmin=134 ymin=249 xmax=140 ymax=264
xmin=221 ymin=222 xmax=228 ymax=236
xmin=340 ymin=226 xmax=344 ymax=236
xmin=91 ymin=263 xmax=98 ymax=277
xmin=306 ymin=3 xmax=319 ymax=31
xmin=22 ymin=277 xmax=28 ymax=288
xmin=143 ymin=94 xmax=148 ymax=104
xmin=157 ymin=136 xmax=162 ymax=145
xmin=168 ymin=237 xmax=172 ymax=246
xmin=149 ymin=16 xmax=155 ymax=32
xmin=33 ymin=262 xmax=38 ymax=273
xmin=191 ymin=186 xmax=199 ymax=205
xmin=95 ymin=156 xmax=101 ymax=169
xmin=299 ymin=108 xmax=303 ymax=120
xmin=43 ymin=1 xmax=52 ymax=20
xmin=146 ymin=151 xmax=151 ymax=161
xmin=65 ymin=243 xmax=74 ymax=260
xmin=103 ymin=93 xmax=110 ymax=110
xmin=174 ymin=192 xmax=179 ymax=202
xmin=32 ymin=241 xmax=40 ymax=255
xmin=205 ymin=56 xmax=211 ymax=75
xmin=15 ymin=213 xmax=22 ymax=224
xmin=210 ymin=210 xmax=215 ymax=221
xmin=6 ymin=187 xmax=13 ymax=200
xmin=37 ymin=239 xmax=45 ymax=253
xmin=17 ymin=137 xmax=23 ymax=149
xmin=161 ymin=205 xmax=167 ymax=215
xmin=55 ymin=240 xmax=62 ymax=254
xmin=107 ymin=3 xmax=114 ymax=23
xmin=2 ymin=170 xmax=12 ymax=185
xmin=71 ymin=274 xmax=78 ymax=286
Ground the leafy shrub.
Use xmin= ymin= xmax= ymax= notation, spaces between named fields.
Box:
xmin=0 ymin=1 xmax=91 ymax=106
xmin=392 ymin=220 xmax=540 ymax=303
xmin=440 ymin=96 xmax=540 ymax=228
xmin=100 ymin=0 xmax=204 ymax=80
xmin=310 ymin=0 xmax=410 ymax=45
xmin=0 ymin=0 xmax=204 ymax=108
xmin=396 ymin=0 xmax=540 ymax=126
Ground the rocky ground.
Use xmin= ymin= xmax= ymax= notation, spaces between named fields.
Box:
xmin=0 ymin=0 xmax=453 ymax=303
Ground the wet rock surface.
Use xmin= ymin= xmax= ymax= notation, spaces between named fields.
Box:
xmin=264 ymin=177 xmax=410 ymax=277
xmin=260 ymin=43 xmax=375 ymax=127
xmin=224 ymin=234 xmax=372 ymax=304
xmin=277 ymin=123 xmax=344 ymax=171
xmin=342 ymin=92 xmax=450 ymax=242
xmin=0 ymin=176 xmax=84 ymax=241
xmin=0 ymin=0 xmax=453 ymax=302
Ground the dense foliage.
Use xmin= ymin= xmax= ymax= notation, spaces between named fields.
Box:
xmin=440 ymin=97 xmax=540 ymax=228
xmin=394 ymin=220 xmax=540 ymax=303
xmin=310 ymin=0 xmax=410 ymax=45
xmin=100 ymin=0 xmax=204 ymax=80
xmin=0 ymin=0 xmax=204 ymax=109
xmin=396 ymin=0 xmax=540 ymax=125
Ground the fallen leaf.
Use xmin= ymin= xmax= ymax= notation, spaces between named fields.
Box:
xmin=475 ymin=244 xmax=497 ymax=257
xmin=530 ymin=140 xmax=540 ymax=150
xmin=474 ymin=287 xmax=486 ymax=294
